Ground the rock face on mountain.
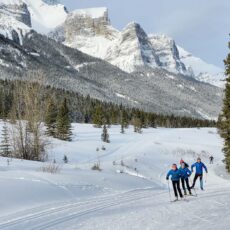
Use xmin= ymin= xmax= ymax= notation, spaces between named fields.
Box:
xmin=104 ymin=22 xmax=160 ymax=73
xmin=0 ymin=1 xmax=31 ymax=27
xmin=149 ymin=34 xmax=190 ymax=75
xmin=65 ymin=7 xmax=110 ymax=38
xmin=63 ymin=7 xmax=119 ymax=59
xmin=0 ymin=1 xmax=31 ymax=45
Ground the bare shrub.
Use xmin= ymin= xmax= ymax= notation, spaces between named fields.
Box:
xmin=41 ymin=163 xmax=62 ymax=174
xmin=9 ymin=71 xmax=48 ymax=161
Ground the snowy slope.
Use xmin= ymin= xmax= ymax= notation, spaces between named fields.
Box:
xmin=0 ymin=10 xmax=31 ymax=45
xmin=178 ymin=46 xmax=225 ymax=87
xmin=0 ymin=0 xmax=68 ymax=33
xmin=23 ymin=0 xmax=67 ymax=33
xmin=0 ymin=122 xmax=229 ymax=230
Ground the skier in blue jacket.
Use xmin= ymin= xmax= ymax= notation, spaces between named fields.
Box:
xmin=190 ymin=157 xmax=208 ymax=190
xmin=179 ymin=162 xmax=192 ymax=195
xmin=166 ymin=164 xmax=183 ymax=200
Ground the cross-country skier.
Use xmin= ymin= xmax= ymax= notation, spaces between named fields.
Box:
xmin=209 ymin=156 xmax=214 ymax=164
xmin=190 ymin=157 xmax=208 ymax=190
xmin=166 ymin=164 xmax=183 ymax=200
xmin=179 ymin=162 xmax=192 ymax=195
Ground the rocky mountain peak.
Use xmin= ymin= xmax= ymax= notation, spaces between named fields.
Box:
xmin=64 ymin=7 xmax=111 ymax=39
xmin=104 ymin=22 xmax=160 ymax=72
xmin=149 ymin=34 xmax=188 ymax=75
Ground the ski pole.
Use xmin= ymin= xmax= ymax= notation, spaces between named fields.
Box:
xmin=189 ymin=177 xmax=197 ymax=197
xmin=167 ymin=180 xmax=172 ymax=202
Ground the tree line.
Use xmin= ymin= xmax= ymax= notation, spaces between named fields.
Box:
xmin=0 ymin=79 xmax=216 ymax=129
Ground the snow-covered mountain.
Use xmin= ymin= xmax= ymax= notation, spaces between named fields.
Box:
xmin=0 ymin=1 xmax=224 ymax=87
xmin=58 ymin=8 xmax=188 ymax=75
xmin=177 ymin=46 xmax=225 ymax=87
xmin=0 ymin=1 xmax=223 ymax=119
xmin=50 ymin=6 xmax=224 ymax=87
xmin=0 ymin=1 xmax=31 ymax=45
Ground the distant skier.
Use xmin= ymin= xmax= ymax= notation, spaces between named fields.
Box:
xmin=166 ymin=164 xmax=183 ymax=200
xmin=180 ymin=159 xmax=189 ymax=168
xmin=190 ymin=157 xmax=208 ymax=190
xmin=209 ymin=156 xmax=214 ymax=164
xmin=179 ymin=162 xmax=192 ymax=195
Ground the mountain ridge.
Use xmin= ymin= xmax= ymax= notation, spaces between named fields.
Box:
xmin=0 ymin=1 xmax=224 ymax=119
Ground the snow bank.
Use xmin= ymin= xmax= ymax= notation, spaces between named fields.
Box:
xmin=0 ymin=122 xmax=228 ymax=230
xmin=71 ymin=7 xmax=108 ymax=19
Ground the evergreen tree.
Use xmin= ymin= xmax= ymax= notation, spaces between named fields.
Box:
xmin=56 ymin=98 xmax=72 ymax=141
xmin=219 ymin=39 xmax=230 ymax=172
xmin=0 ymin=121 xmax=11 ymax=157
xmin=121 ymin=110 xmax=129 ymax=128
xmin=45 ymin=98 xmax=57 ymax=137
xmin=63 ymin=155 xmax=68 ymax=163
xmin=101 ymin=125 xmax=110 ymax=143
xmin=93 ymin=105 xmax=103 ymax=127
xmin=121 ymin=123 xmax=125 ymax=134
xmin=148 ymin=114 xmax=156 ymax=128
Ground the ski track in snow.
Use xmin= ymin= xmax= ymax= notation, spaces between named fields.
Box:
xmin=0 ymin=124 xmax=229 ymax=229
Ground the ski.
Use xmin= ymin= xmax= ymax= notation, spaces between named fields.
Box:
xmin=170 ymin=198 xmax=189 ymax=203
xmin=184 ymin=194 xmax=198 ymax=197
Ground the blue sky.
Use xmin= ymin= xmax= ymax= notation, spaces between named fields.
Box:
xmin=60 ymin=0 xmax=230 ymax=68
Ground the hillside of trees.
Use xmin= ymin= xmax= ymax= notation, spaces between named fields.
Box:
xmin=0 ymin=79 xmax=216 ymax=130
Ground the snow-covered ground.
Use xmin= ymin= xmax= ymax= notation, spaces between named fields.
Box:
xmin=0 ymin=124 xmax=229 ymax=230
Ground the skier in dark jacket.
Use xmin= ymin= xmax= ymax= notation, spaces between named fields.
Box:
xmin=166 ymin=164 xmax=183 ymax=200
xmin=209 ymin=156 xmax=214 ymax=164
xmin=190 ymin=157 xmax=208 ymax=190
xmin=179 ymin=162 xmax=192 ymax=195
